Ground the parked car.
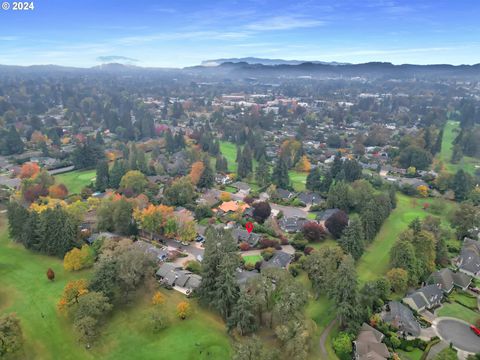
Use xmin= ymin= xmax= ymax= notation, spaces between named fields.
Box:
xmin=195 ymin=234 xmax=205 ymax=242
xmin=470 ymin=287 xmax=480 ymax=294
xmin=471 ymin=325 xmax=480 ymax=336
xmin=181 ymin=241 xmax=190 ymax=246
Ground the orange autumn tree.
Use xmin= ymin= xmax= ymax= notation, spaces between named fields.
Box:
xmin=176 ymin=301 xmax=192 ymax=319
xmin=189 ymin=161 xmax=204 ymax=185
xmin=19 ymin=162 xmax=40 ymax=179
xmin=57 ymin=279 xmax=89 ymax=312
xmin=295 ymin=155 xmax=311 ymax=172
xmin=48 ymin=183 xmax=69 ymax=199
xmin=151 ymin=291 xmax=165 ymax=305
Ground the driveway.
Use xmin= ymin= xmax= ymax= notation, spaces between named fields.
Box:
xmin=434 ymin=318 xmax=480 ymax=354
xmin=271 ymin=203 xmax=307 ymax=218
xmin=164 ymin=239 xmax=204 ymax=259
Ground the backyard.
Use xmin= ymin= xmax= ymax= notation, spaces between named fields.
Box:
xmin=0 ymin=215 xmax=231 ymax=360
xmin=54 ymin=169 xmax=96 ymax=195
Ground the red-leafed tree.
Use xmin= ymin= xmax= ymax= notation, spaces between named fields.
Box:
xmin=252 ymin=201 xmax=271 ymax=223
xmin=302 ymin=221 xmax=326 ymax=242
xmin=47 ymin=268 xmax=55 ymax=281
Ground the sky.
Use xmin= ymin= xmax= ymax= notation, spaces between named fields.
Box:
xmin=0 ymin=0 xmax=479 ymax=68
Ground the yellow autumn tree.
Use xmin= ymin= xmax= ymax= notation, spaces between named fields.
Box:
xmin=135 ymin=204 xmax=175 ymax=236
xmin=63 ymin=245 xmax=94 ymax=271
xmin=57 ymin=279 xmax=89 ymax=312
xmin=176 ymin=301 xmax=192 ymax=319
xmin=417 ymin=185 xmax=429 ymax=198
xmin=178 ymin=219 xmax=197 ymax=242
xmin=151 ymin=291 xmax=165 ymax=305
xmin=189 ymin=161 xmax=205 ymax=185
xmin=295 ymin=155 xmax=311 ymax=172
xmin=219 ymin=192 xmax=231 ymax=202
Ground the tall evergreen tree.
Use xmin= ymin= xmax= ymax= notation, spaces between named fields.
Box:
xmin=228 ymin=290 xmax=258 ymax=335
xmin=4 ymin=126 xmax=24 ymax=155
xmin=237 ymin=146 xmax=253 ymax=178
xmin=331 ymin=255 xmax=361 ymax=332
xmin=339 ymin=217 xmax=364 ymax=260
xmin=109 ymin=159 xmax=127 ymax=189
xmin=198 ymin=161 xmax=214 ymax=189
xmin=271 ymin=157 xmax=290 ymax=189
xmin=214 ymin=255 xmax=240 ymax=319
xmin=255 ymin=157 xmax=271 ymax=188
xmin=390 ymin=238 xmax=418 ymax=285
xmin=453 ymin=169 xmax=472 ymax=201
xmin=95 ymin=160 xmax=110 ymax=192
xmin=306 ymin=167 xmax=322 ymax=191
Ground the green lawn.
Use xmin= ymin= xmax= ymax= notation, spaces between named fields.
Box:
xmin=356 ymin=194 xmax=455 ymax=284
xmin=436 ymin=120 xmax=480 ymax=175
xmin=54 ymin=169 xmax=96 ymax=194
xmin=397 ymin=348 xmax=424 ymax=360
xmin=289 ymin=171 xmax=307 ymax=191
xmin=219 ymin=141 xmax=238 ymax=172
xmin=0 ymin=216 xmax=231 ymax=360
xmin=242 ymin=254 xmax=263 ymax=265
xmin=307 ymin=212 xmax=317 ymax=220
xmin=450 ymin=291 xmax=478 ymax=309
xmin=437 ymin=302 xmax=480 ymax=324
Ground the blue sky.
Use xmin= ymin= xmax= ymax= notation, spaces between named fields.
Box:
xmin=0 ymin=0 xmax=479 ymax=67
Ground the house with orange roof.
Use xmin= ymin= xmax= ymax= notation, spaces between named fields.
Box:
xmin=216 ymin=200 xmax=250 ymax=215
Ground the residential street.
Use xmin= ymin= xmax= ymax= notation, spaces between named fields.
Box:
xmin=434 ymin=318 xmax=480 ymax=354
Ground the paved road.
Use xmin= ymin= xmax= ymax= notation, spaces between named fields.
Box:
xmin=435 ymin=318 xmax=480 ymax=353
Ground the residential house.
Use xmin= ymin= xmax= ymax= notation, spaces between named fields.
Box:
xmin=260 ymin=251 xmax=292 ymax=270
xmin=457 ymin=238 xmax=480 ymax=278
xmin=156 ymin=263 xmax=202 ymax=293
xmin=197 ymin=189 xmax=222 ymax=207
xmin=86 ymin=231 xmax=118 ymax=245
xmin=354 ymin=323 xmax=390 ymax=360
xmin=134 ymin=240 xmax=169 ymax=262
xmin=296 ymin=191 xmax=324 ymax=206
xmin=316 ymin=208 xmax=342 ymax=224
xmin=215 ymin=173 xmax=232 ymax=185
xmin=232 ymin=228 xmax=262 ymax=247
xmin=230 ymin=181 xmax=251 ymax=193
xmin=429 ymin=268 xmax=472 ymax=293
xmin=235 ymin=269 xmax=260 ymax=289
xmin=275 ymin=188 xmax=295 ymax=201
xmin=278 ymin=216 xmax=308 ymax=233
xmin=383 ymin=301 xmax=421 ymax=337
xmin=403 ymin=284 xmax=443 ymax=312
xmin=216 ymin=200 xmax=250 ymax=215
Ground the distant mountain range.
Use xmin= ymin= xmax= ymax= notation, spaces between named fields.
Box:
xmin=201 ymin=57 xmax=349 ymax=66
xmin=0 ymin=60 xmax=479 ymax=80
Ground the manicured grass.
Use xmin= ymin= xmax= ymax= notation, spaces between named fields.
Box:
xmin=307 ymin=212 xmax=317 ymax=220
xmin=356 ymin=194 xmax=455 ymax=284
xmin=437 ymin=302 xmax=480 ymax=323
xmin=219 ymin=141 xmax=238 ymax=172
xmin=436 ymin=120 xmax=480 ymax=175
xmin=449 ymin=291 xmax=478 ymax=310
xmin=397 ymin=348 xmax=424 ymax=360
xmin=308 ymin=238 xmax=339 ymax=251
xmin=289 ymin=170 xmax=307 ymax=191
xmin=0 ymin=216 xmax=232 ymax=359
xmin=224 ymin=185 xmax=237 ymax=193
xmin=55 ymin=169 xmax=96 ymax=194
xmin=242 ymin=254 xmax=263 ymax=265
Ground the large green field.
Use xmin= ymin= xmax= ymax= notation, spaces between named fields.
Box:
xmin=219 ymin=141 xmax=238 ymax=172
xmin=356 ymin=194 xmax=456 ymax=284
xmin=54 ymin=169 xmax=96 ymax=195
xmin=0 ymin=216 xmax=231 ymax=360
xmin=436 ymin=120 xmax=480 ymax=175
xmin=288 ymin=170 xmax=307 ymax=191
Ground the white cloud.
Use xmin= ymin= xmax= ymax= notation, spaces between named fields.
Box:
xmin=246 ymin=16 xmax=325 ymax=31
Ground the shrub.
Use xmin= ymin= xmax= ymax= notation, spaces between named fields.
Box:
xmin=324 ymin=210 xmax=349 ymax=239
xmin=261 ymin=247 xmax=275 ymax=261
xmin=185 ymin=260 xmax=202 ymax=274
xmin=304 ymin=246 xmax=314 ymax=255
xmin=176 ymin=301 xmax=192 ymax=319
xmin=194 ymin=205 xmax=213 ymax=220
xmin=289 ymin=264 xmax=300 ymax=277
xmin=276 ymin=210 xmax=284 ymax=220
xmin=259 ymin=238 xmax=279 ymax=249
xmin=291 ymin=238 xmax=308 ymax=251
xmin=239 ymin=242 xmax=251 ymax=251
xmin=243 ymin=196 xmax=255 ymax=205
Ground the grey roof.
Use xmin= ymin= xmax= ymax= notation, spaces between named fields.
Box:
xmin=383 ymin=301 xmax=421 ymax=337
xmin=261 ymin=251 xmax=292 ymax=270
xmin=404 ymin=284 xmax=443 ymax=310
xmin=296 ymin=191 xmax=324 ymax=205
xmin=354 ymin=323 xmax=390 ymax=360
xmin=278 ymin=216 xmax=308 ymax=233
xmin=156 ymin=264 xmax=202 ymax=290
xmin=316 ymin=208 xmax=341 ymax=222
xmin=276 ymin=188 xmax=294 ymax=200
xmin=231 ymin=181 xmax=251 ymax=191
xmin=458 ymin=238 xmax=480 ymax=275
xmin=430 ymin=268 xmax=472 ymax=292
xmin=232 ymin=228 xmax=262 ymax=246
xmin=235 ymin=270 xmax=260 ymax=288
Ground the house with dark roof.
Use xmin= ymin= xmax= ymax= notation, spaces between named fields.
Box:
xmin=296 ymin=191 xmax=324 ymax=206
xmin=403 ymin=284 xmax=443 ymax=312
xmin=354 ymin=323 xmax=390 ymax=360
xmin=316 ymin=208 xmax=342 ymax=223
xmin=235 ymin=269 xmax=260 ymax=289
xmin=156 ymin=263 xmax=202 ymax=293
xmin=134 ymin=240 xmax=169 ymax=262
xmin=278 ymin=216 xmax=308 ymax=233
xmin=260 ymin=251 xmax=292 ymax=270
xmin=457 ymin=238 xmax=480 ymax=278
xmin=230 ymin=181 xmax=251 ymax=192
xmin=383 ymin=301 xmax=421 ymax=337
xmin=429 ymin=268 xmax=472 ymax=293
xmin=232 ymin=228 xmax=262 ymax=247
xmin=275 ymin=188 xmax=295 ymax=201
